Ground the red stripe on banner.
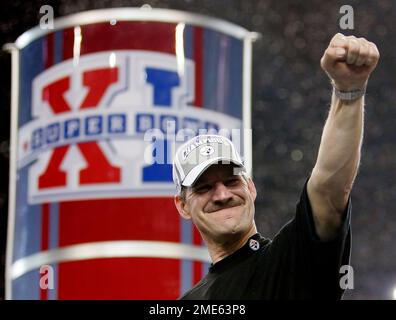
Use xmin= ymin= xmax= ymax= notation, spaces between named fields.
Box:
xmin=44 ymin=33 xmax=54 ymax=69
xmin=40 ymin=285 xmax=48 ymax=301
xmin=81 ymin=22 xmax=176 ymax=55
xmin=62 ymin=22 xmax=177 ymax=61
xmin=58 ymin=258 xmax=180 ymax=299
xmin=62 ymin=27 xmax=74 ymax=60
xmin=40 ymin=203 xmax=50 ymax=300
xmin=193 ymin=27 xmax=203 ymax=107
xmin=41 ymin=203 xmax=50 ymax=251
xmin=192 ymin=224 xmax=203 ymax=285
xmin=58 ymin=198 xmax=179 ymax=246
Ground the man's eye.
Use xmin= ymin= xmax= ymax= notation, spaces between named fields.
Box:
xmin=194 ymin=185 xmax=211 ymax=193
xmin=225 ymin=178 xmax=239 ymax=186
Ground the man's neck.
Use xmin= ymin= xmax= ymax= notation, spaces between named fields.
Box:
xmin=206 ymin=225 xmax=257 ymax=264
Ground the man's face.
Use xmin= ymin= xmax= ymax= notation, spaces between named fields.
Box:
xmin=175 ymin=164 xmax=257 ymax=243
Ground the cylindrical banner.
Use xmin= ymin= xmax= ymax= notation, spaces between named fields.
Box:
xmin=6 ymin=8 xmax=256 ymax=299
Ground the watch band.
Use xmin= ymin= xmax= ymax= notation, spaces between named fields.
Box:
xmin=333 ymin=86 xmax=366 ymax=101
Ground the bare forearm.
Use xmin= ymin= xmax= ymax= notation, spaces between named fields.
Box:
xmin=312 ymin=91 xmax=364 ymax=207
xmin=307 ymin=34 xmax=378 ymax=239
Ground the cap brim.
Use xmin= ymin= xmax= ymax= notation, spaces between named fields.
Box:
xmin=181 ymin=157 xmax=245 ymax=187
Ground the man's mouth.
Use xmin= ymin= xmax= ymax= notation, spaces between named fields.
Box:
xmin=206 ymin=203 xmax=242 ymax=214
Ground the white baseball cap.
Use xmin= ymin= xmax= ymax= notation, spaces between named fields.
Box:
xmin=172 ymin=134 xmax=246 ymax=192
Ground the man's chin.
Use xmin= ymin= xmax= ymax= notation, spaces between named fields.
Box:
xmin=212 ymin=226 xmax=245 ymax=243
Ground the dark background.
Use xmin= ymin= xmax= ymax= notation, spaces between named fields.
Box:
xmin=1 ymin=0 xmax=395 ymax=299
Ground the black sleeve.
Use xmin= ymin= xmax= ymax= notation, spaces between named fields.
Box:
xmin=262 ymin=178 xmax=352 ymax=299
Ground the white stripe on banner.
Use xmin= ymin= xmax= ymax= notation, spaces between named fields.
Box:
xmin=11 ymin=240 xmax=211 ymax=280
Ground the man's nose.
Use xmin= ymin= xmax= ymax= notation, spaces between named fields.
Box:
xmin=211 ymin=182 xmax=232 ymax=203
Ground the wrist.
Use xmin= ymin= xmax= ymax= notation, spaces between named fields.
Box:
xmin=331 ymin=80 xmax=367 ymax=92
xmin=331 ymin=81 xmax=367 ymax=101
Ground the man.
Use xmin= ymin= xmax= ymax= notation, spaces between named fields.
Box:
xmin=173 ymin=33 xmax=379 ymax=299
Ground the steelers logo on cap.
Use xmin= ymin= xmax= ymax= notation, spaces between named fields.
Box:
xmin=200 ymin=146 xmax=215 ymax=156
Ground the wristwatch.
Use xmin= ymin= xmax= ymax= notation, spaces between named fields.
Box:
xmin=333 ymin=86 xmax=366 ymax=101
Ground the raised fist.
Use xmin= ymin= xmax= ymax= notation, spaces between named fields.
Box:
xmin=321 ymin=33 xmax=380 ymax=91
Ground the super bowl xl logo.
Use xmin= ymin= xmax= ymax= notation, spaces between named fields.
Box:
xmin=18 ymin=51 xmax=241 ymax=204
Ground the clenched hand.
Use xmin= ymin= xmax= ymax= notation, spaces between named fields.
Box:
xmin=321 ymin=33 xmax=380 ymax=91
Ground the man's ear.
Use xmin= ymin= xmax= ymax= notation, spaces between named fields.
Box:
xmin=174 ymin=195 xmax=192 ymax=220
xmin=247 ymin=178 xmax=257 ymax=201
